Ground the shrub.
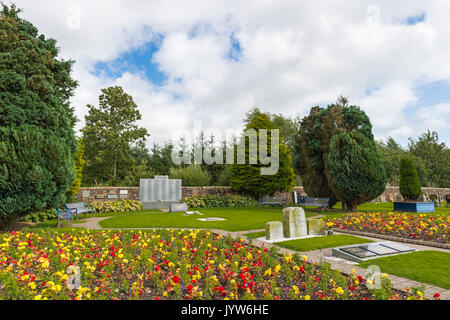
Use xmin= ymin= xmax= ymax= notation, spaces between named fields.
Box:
xmin=399 ymin=158 xmax=422 ymax=201
xmin=169 ymin=165 xmax=211 ymax=186
xmin=183 ymin=195 xmax=258 ymax=208
xmin=19 ymin=200 xmax=143 ymax=222
xmin=89 ymin=200 xmax=143 ymax=214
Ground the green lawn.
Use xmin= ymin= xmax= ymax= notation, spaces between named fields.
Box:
xmin=358 ymin=251 xmax=450 ymax=290
xmin=273 ymin=234 xmax=373 ymax=252
xmin=99 ymin=207 xmax=318 ymax=231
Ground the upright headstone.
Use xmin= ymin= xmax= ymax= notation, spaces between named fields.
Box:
xmin=307 ymin=219 xmax=326 ymax=236
xmin=282 ymin=207 xmax=307 ymax=238
xmin=265 ymin=221 xmax=284 ymax=241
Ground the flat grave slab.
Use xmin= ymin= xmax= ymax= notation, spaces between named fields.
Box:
xmin=380 ymin=242 xmax=416 ymax=253
xmin=332 ymin=241 xmax=417 ymax=263
xmin=197 ymin=217 xmax=226 ymax=221
xmin=340 ymin=247 xmax=378 ymax=258
xmin=359 ymin=243 xmax=399 ymax=255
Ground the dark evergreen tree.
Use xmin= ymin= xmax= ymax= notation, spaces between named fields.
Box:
xmin=229 ymin=113 xmax=295 ymax=198
xmin=328 ymin=131 xmax=386 ymax=211
xmin=0 ymin=5 xmax=78 ymax=227
xmin=399 ymin=158 xmax=422 ymax=201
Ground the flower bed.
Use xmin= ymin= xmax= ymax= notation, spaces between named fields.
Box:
xmin=326 ymin=213 xmax=449 ymax=245
xmin=0 ymin=229 xmax=428 ymax=300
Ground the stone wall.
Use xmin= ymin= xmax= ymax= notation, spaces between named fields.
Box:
xmin=77 ymin=186 xmax=450 ymax=203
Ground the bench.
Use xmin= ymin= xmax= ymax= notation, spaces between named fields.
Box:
xmin=65 ymin=202 xmax=95 ymax=219
xmin=56 ymin=208 xmax=76 ymax=228
xmin=258 ymin=195 xmax=288 ymax=206
xmin=297 ymin=195 xmax=330 ymax=212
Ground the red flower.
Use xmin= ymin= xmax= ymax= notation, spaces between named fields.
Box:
xmin=172 ymin=275 xmax=180 ymax=284
xmin=434 ymin=293 xmax=440 ymax=299
xmin=357 ymin=275 xmax=363 ymax=282
xmin=349 ymin=286 xmax=355 ymax=291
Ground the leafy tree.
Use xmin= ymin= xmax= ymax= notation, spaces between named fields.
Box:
xmin=408 ymin=130 xmax=450 ymax=188
xmin=123 ymin=159 xmax=155 ymax=186
xmin=147 ymin=142 xmax=177 ymax=175
xmin=66 ymin=138 xmax=85 ymax=200
xmin=81 ymin=86 xmax=149 ymax=186
xmin=376 ymin=137 xmax=430 ymax=186
xmin=230 ymin=113 xmax=295 ymax=198
xmin=245 ymin=107 xmax=300 ymax=153
xmin=399 ymin=158 xmax=422 ymax=200
xmin=0 ymin=5 xmax=78 ymax=227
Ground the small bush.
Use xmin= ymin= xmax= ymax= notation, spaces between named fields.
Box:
xmin=183 ymin=195 xmax=258 ymax=208
xmin=169 ymin=165 xmax=211 ymax=186
xmin=19 ymin=200 xmax=143 ymax=222
xmin=89 ymin=200 xmax=143 ymax=214
xmin=399 ymin=158 xmax=422 ymax=201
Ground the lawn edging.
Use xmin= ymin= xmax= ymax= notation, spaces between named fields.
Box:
xmin=334 ymin=228 xmax=450 ymax=250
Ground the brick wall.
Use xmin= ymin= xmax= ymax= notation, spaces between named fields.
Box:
xmin=77 ymin=186 xmax=450 ymax=202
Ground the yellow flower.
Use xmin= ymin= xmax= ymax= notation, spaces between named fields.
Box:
xmin=264 ymin=269 xmax=273 ymax=277
xmin=28 ymin=282 xmax=37 ymax=290
xmin=274 ymin=265 xmax=281 ymax=273
xmin=304 ymin=295 xmax=310 ymax=300
xmin=336 ymin=287 xmax=344 ymax=295
xmin=34 ymin=295 xmax=42 ymax=300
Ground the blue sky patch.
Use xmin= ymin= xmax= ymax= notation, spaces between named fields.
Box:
xmin=228 ymin=33 xmax=242 ymax=61
xmin=404 ymin=12 xmax=426 ymax=25
xmin=91 ymin=36 xmax=168 ymax=86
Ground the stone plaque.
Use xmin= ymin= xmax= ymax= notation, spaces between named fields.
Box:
xmin=140 ymin=177 xmax=182 ymax=203
xmin=170 ymin=203 xmax=188 ymax=213
xmin=81 ymin=190 xmax=90 ymax=198
xmin=107 ymin=194 xmax=118 ymax=199
xmin=120 ymin=190 xmax=128 ymax=195
xmin=341 ymin=247 xmax=377 ymax=258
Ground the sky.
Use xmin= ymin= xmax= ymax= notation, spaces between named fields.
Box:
xmin=11 ymin=0 xmax=450 ymax=148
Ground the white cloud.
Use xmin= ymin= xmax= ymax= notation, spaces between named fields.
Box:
xmin=11 ymin=0 xmax=450 ymax=146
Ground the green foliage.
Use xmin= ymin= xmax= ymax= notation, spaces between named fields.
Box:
xmin=216 ymin=165 xmax=232 ymax=186
xmin=408 ymin=130 xmax=450 ymax=188
xmin=0 ymin=5 xmax=78 ymax=226
xmin=295 ymin=97 xmax=386 ymax=211
xmin=66 ymin=138 xmax=85 ymax=200
xmin=230 ymin=113 xmax=295 ymax=198
xmin=169 ymin=165 xmax=211 ymax=186
xmin=90 ymin=199 xmax=143 ymax=214
xmin=81 ymin=86 xmax=149 ymax=186
xmin=183 ymin=195 xmax=258 ymax=208
xmin=328 ymin=131 xmax=386 ymax=211
xmin=399 ymin=158 xmax=422 ymax=201
xmin=294 ymin=106 xmax=337 ymax=206
xmin=122 ymin=159 xmax=155 ymax=186
xmin=19 ymin=209 xmax=58 ymax=223
xmin=20 ymin=199 xmax=143 ymax=222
